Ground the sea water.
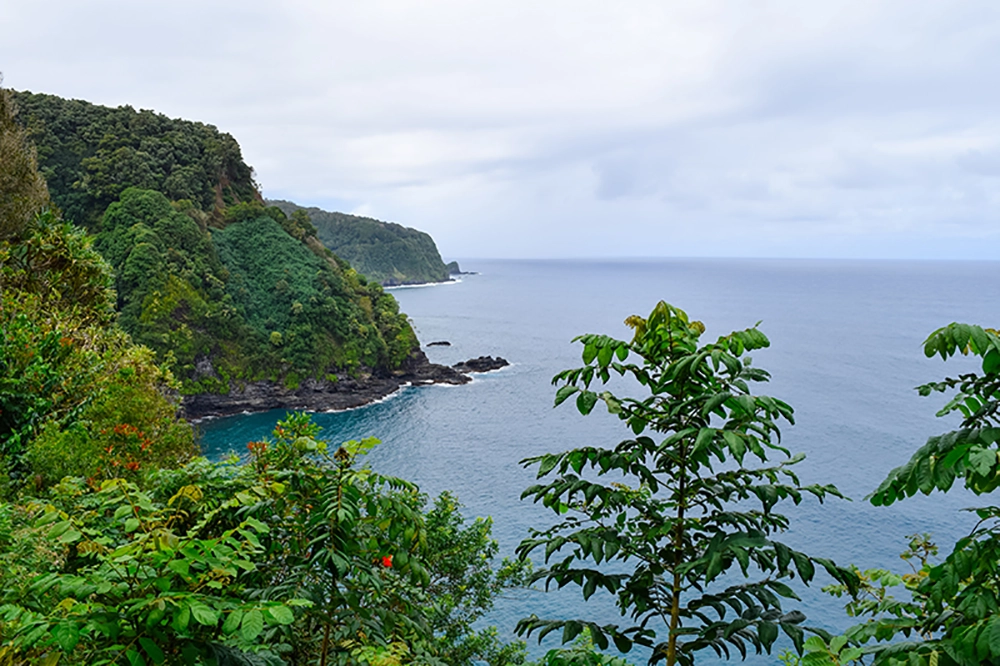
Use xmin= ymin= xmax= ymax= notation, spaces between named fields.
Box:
xmin=198 ymin=258 xmax=1000 ymax=664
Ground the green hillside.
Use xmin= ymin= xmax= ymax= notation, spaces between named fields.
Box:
xmin=12 ymin=91 xmax=258 ymax=228
xmin=269 ymin=200 xmax=451 ymax=285
xmin=10 ymin=90 xmax=418 ymax=392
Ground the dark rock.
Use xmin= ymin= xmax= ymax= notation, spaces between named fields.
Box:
xmin=445 ymin=260 xmax=477 ymax=276
xmin=453 ymin=356 xmax=509 ymax=373
xmin=181 ymin=349 xmax=469 ymax=420
xmin=426 ymin=340 xmax=451 ymax=347
xmin=193 ymin=355 xmax=218 ymax=379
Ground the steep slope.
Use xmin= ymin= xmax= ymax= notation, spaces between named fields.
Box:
xmin=10 ymin=90 xmax=422 ymax=400
xmin=0 ymin=85 xmax=194 ymax=481
xmin=269 ymin=200 xmax=451 ymax=285
xmin=94 ymin=190 xmax=416 ymax=394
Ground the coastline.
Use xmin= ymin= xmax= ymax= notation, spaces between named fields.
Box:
xmin=382 ymin=277 xmax=461 ymax=289
xmin=181 ymin=349 xmax=471 ymax=420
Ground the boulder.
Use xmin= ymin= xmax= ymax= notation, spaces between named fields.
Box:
xmin=453 ymin=356 xmax=509 ymax=373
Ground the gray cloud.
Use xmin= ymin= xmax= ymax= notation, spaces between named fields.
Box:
xmin=3 ymin=0 xmax=1000 ymax=258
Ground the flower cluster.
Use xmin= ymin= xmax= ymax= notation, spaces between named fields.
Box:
xmin=247 ymin=441 xmax=268 ymax=456
xmin=89 ymin=423 xmax=153 ymax=486
xmin=247 ymin=440 xmax=269 ymax=474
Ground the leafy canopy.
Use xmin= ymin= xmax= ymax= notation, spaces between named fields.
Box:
xmin=518 ymin=301 xmax=858 ymax=666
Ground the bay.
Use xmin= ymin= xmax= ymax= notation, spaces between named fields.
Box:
xmin=198 ymin=258 xmax=1000 ymax=664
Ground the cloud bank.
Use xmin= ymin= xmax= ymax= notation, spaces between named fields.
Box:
xmin=3 ymin=1 xmax=999 ymax=258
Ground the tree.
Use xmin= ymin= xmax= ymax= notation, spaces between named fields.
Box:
xmin=517 ymin=302 xmax=859 ymax=666
xmin=831 ymin=323 xmax=1000 ymax=665
xmin=0 ymin=77 xmax=49 ymax=241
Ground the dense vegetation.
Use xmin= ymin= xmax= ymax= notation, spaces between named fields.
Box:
xmin=7 ymin=81 xmax=1000 ymax=666
xmin=0 ymin=82 xmax=529 ymax=666
xmin=94 ymin=189 xmax=415 ymax=392
xmin=12 ymin=90 xmax=257 ymax=229
xmin=269 ymin=201 xmax=451 ymax=286
xmin=9 ymin=90 xmax=419 ymax=392
xmin=0 ymin=84 xmax=193 ymax=489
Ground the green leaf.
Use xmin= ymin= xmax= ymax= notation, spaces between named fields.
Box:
xmin=597 ymin=344 xmax=614 ymax=367
xmin=167 ymin=560 xmax=190 ymax=578
xmin=984 ymin=349 xmax=1000 ymax=375
xmin=124 ymin=518 xmax=141 ymax=533
xmin=139 ymin=637 xmax=165 ymax=665
xmin=536 ymin=454 xmax=560 ymax=477
xmin=58 ymin=529 xmax=82 ymax=544
xmin=222 ymin=609 xmax=243 ymax=635
xmin=555 ymin=385 xmax=579 ymax=407
xmin=782 ymin=623 xmax=805 ymax=654
xmin=988 ymin=616 xmax=1000 ymax=657
xmin=264 ymin=604 xmax=295 ymax=625
xmin=53 ymin=623 xmax=80 ymax=651
xmin=694 ymin=427 xmax=715 ymax=453
xmin=804 ymin=636 xmax=827 ymax=652
xmin=173 ymin=604 xmax=190 ymax=632
xmin=613 ymin=632 xmax=632 ymax=652
xmin=243 ymin=517 xmax=269 ymax=533
xmin=576 ymin=391 xmax=598 ymax=415
xmin=722 ymin=430 xmax=746 ymax=462
xmin=241 ymin=609 xmax=264 ymax=642
xmin=600 ymin=391 xmax=622 ymax=414
xmin=840 ymin=647 xmax=863 ymax=662
xmin=769 ymin=580 xmax=800 ymax=600
xmin=758 ymin=621 xmax=778 ymax=649
xmin=189 ymin=603 xmax=218 ymax=626
xmin=968 ymin=447 xmax=995 ymax=476
xmin=126 ymin=649 xmax=146 ymax=666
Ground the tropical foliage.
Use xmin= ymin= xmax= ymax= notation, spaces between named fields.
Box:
xmin=787 ymin=323 xmax=1000 ymax=666
xmin=0 ymin=207 xmax=194 ymax=487
xmin=13 ymin=79 xmax=1000 ymax=666
xmin=12 ymin=90 xmax=257 ymax=228
xmin=517 ymin=302 xmax=859 ymax=666
xmin=0 ymin=414 xmax=528 ymax=666
xmin=91 ymin=188 xmax=415 ymax=392
xmin=0 ymin=81 xmax=49 ymax=241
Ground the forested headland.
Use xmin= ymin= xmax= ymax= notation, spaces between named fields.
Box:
xmin=5 ymin=81 xmax=1000 ymax=666
xmin=269 ymin=201 xmax=453 ymax=287
xmin=10 ymin=90 xmax=421 ymax=402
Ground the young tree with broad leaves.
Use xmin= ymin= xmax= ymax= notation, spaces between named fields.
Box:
xmin=517 ymin=301 xmax=859 ymax=666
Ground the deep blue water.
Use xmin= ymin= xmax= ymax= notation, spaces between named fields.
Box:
xmin=198 ymin=258 xmax=1000 ymax=664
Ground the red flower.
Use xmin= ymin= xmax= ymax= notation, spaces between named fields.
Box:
xmin=125 ymin=461 xmax=140 ymax=471
xmin=381 ymin=555 xmax=393 ymax=568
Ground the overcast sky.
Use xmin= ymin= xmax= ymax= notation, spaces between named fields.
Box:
xmin=3 ymin=1 xmax=1000 ymax=259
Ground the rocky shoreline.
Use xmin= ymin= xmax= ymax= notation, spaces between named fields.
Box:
xmin=181 ymin=350 xmax=507 ymax=420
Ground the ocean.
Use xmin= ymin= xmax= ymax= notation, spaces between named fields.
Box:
xmin=198 ymin=258 xmax=1000 ymax=664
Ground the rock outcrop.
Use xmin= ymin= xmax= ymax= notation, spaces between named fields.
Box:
xmin=182 ymin=350 xmax=469 ymax=420
xmin=182 ymin=351 xmax=514 ymax=420
xmin=452 ymin=356 xmax=510 ymax=373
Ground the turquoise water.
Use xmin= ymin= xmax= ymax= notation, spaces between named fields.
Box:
xmin=198 ymin=258 xmax=1000 ymax=663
